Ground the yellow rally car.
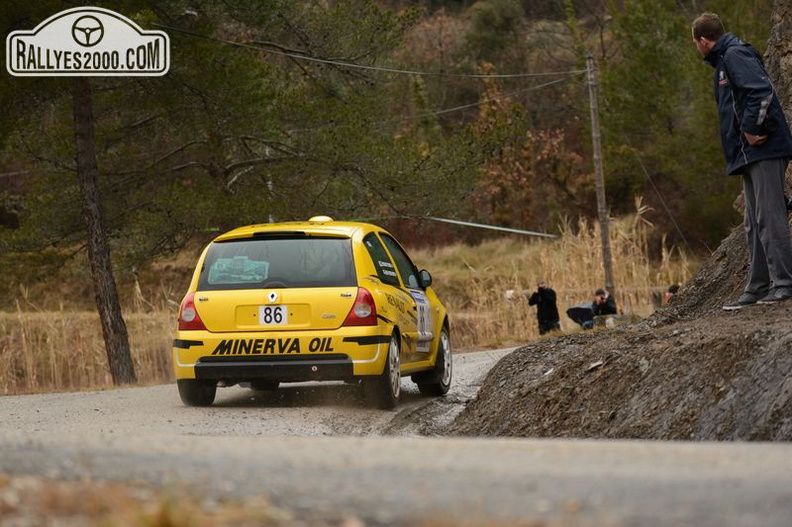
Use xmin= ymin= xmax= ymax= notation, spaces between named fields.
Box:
xmin=172 ymin=216 xmax=452 ymax=409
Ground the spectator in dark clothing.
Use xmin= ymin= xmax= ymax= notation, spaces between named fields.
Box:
xmin=693 ymin=13 xmax=792 ymax=309
xmin=527 ymin=281 xmax=561 ymax=335
xmin=592 ymin=288 xmax=617 ymax=316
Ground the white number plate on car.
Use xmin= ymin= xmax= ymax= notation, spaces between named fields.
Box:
xmin=259 ymin=305 xmax=288 ymax=325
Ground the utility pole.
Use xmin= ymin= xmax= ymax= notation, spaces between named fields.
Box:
xmin=586 ymin=53 xmax=615 ymax=297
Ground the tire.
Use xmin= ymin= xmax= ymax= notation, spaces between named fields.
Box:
xmin=364 ymin=332 xmax=401 ymax=409
xmin=249 ymin=380 xmax=280 ymax=391
xmin=177 ymin=379 xmax=217 ymax=406
xmin=415 ymin=327 xmax=452 ymax=396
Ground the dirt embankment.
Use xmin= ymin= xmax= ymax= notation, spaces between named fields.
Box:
xmin=450 ymin=229 xmax=792 ymax=441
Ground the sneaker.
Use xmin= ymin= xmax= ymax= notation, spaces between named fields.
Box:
xmin=722 ymin=292 xmax=767 ymax=311
xmin=756 ymin=288 xmax=792 ymax=305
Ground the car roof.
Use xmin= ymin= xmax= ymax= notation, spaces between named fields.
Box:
xmin=212 ymin=217 xmax=382 ymax=242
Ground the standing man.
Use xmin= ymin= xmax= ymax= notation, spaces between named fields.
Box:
xmin=527 ymin=281 xmax=561 ymax=335
xmin=692 ymin=13 xmax=792 ymax=309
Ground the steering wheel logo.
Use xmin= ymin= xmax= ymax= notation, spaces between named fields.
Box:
xmin=71 ymin=15 xmax=104 ymax=47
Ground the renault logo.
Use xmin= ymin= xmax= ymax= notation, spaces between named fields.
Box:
xmin=268 ymin=292 xmax=278 ymax=303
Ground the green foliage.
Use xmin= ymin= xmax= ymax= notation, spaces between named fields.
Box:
xmin=705 ymin=0 xmax=773 ymax=52
xmin=599 ymin=0 xmax=747 ymax=250
xmin=463 ymin=0 xmax=524 ymax=61
xmin=0 ymin=0 xmax=778 ymax=302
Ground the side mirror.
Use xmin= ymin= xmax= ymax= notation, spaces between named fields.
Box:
xmin=418 ymin=269 xmax=433 ymax=289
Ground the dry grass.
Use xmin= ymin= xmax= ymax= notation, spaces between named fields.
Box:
xmin=0 ymin=203 xmax=696 ymax=394
xmin=0 ymin=307 xmax=174 ymax=395
xmin=412 ymin=200 xmax=696 ymax=350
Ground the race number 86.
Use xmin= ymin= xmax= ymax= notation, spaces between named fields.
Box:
xmin=259 ymin=305 xmax=288 ymax=325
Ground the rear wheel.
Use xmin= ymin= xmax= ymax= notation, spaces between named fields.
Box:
xmin=364 ymin=332 xmax=401 ymax=409
xmin=414 ymin=327 xmax=452 ymax=396
xmin=177 ymin=379 xmax=217 ymax=406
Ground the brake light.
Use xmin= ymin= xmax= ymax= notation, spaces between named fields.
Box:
xmin=342 ymin=288 xmax=378 ymax=326
xmin=178 ymin=292 xmax=207 ymax=330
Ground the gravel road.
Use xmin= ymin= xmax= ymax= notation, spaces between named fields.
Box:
xmin=2 ymin=348 xmax=792 ymax=526
xmin=1 ymin=348 xmax=512 ymax=438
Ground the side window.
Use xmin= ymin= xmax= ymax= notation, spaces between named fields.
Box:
xmin=363 ymin=233 xmax=400 ymax=287
xmin=380 ymin=234 xmax=420 ymax=289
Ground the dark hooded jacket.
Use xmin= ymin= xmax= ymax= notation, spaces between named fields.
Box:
xmin=591 ymin=293 xmax=617 ymax=316
xmin=704 ymin=33 xmax=792 ymax=175
xmin=528 ymin=286 xmax=560 ymax=325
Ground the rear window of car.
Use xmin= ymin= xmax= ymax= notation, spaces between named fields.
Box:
xmin=197 ymin=236 xmax=356 ymax=290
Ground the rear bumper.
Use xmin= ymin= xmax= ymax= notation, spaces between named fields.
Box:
xmin=194 ymin=353 xmax=354 ymax=382
xmin=172 ymin=328 xmax=389 ymax=380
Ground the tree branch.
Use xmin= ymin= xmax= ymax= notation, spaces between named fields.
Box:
xmin=223 ymin=156 xmax=296 ymax=174
xmin=148 ymin=140 xmax=208 ymax=168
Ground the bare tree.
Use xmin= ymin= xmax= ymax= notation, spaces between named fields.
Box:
xmin=72 ymin=78 xmax=136 ymax=385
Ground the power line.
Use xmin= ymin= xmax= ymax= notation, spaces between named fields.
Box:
xmin=147 ymin=23 xmax=582 ymax=243
xmin=424 ymin=216 xmax=557 ymax=238
xmin=0 ymin=170 xmax=32 ymax=179
xmin=355 ymin=215 xmax=556 ymax=238
xmin=153 ymin=23 xmax=586 ymax=79
xmin=409 ymin=76 xmax=576 ymax=119
xmin=153 ymin=23 xmax=585 ymax=138
xmin=286 ymin=76 xmax=579 ymax=133
xmin=622 ymin=134 xmax=693 ymax=253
